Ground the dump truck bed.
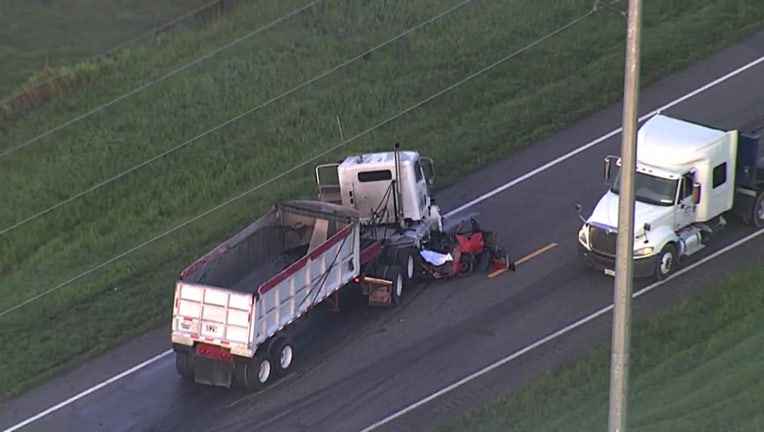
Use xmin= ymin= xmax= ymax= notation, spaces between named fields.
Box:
xmin=171 ymin=200 xmax=362 ymax=358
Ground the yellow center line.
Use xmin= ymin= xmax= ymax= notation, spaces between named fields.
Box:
xmin=515 ymin=242 xmax=558 ymax=266
xmin=487 ymin=242 xmax=559 ymax=278
xmin=232 ymin=243 xmax=561 ymax=405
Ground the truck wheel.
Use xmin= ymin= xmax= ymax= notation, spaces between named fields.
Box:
xmin=271 ymin=338 xmax=296 ymax=377
xmin=655 ymin=244 xmax=677 ymax=281
xmin=175 ymin=351 xmax=194 ymax=380
xmin=243 ymin=352 xmax=273 ymax=390
xmin=392 ymin=247 xmax=418 ymax=287
xmin=381 ymin=265 xmax=404 ymax=305
xmin=753 ymin=190 xmax=764 ymax=228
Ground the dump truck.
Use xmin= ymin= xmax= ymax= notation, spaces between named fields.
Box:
xmin=171 ymin=145 xmax=514 ymax=390
xmin=575 ymin=114 xmax=764 ymax=281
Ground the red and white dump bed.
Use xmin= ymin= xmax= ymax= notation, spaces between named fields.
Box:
xmin=171 ymin=200 xmax=361 ymax=361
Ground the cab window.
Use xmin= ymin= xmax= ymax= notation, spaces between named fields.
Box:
xmin=413 ymin=160 xmax=424 ymax=183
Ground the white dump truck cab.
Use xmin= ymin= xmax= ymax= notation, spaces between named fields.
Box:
xmin=315 ymin=144 xmax=443 ymax=234
xmin=576 ymin=114 xmax=764 ymax=280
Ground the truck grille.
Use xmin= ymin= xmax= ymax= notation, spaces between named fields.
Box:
xmin=588 ymin=225 xmax=617 ymax=256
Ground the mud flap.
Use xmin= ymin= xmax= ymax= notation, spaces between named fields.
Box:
xmin=193 ymin=356 xmax=234 ymax=388
xmin=364 ymin=275 xmax=394 ymax=307
xmin=368 ymin=285 xmax=392 ymax=306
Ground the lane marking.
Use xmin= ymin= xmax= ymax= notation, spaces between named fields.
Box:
xmin=359 ymin=227 xmax=764 ymax=431
xmin=486 ymin=268 xmax=507 ymax=278
xmin=5 ymin=51 xmax=764 ymax=432
xmin=2 ymin=350 xmax=172 ymax=432
xmin=515 ymin=242 xmax=558 ymax=266
xmin=443 ymin=55 xmax=764 ymax=219
xmin=487 ymin=242 xmax=558 ymax=278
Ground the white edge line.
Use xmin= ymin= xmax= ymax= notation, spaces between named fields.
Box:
xmin=444 ymin=54 xmax=764 ymax=219
xmin=363 ymin=54 xmax=764 ymax=431
xmin=5 ymin=53 xmax=764 ymax=432
xmin=2 ymin=350 xmax=173 ymax=432
xmin=358 ymin=227 xmax=764 ymax=432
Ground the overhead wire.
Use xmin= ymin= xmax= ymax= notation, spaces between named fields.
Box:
xmin=0 ymin=0 xmax=224 ymax=109
xmin=0 ymin=0 xmax=325 ymax=160
xmin=0 ymin=3 xmax=607 ymax=317
xmin=0 ymin=0 xmax=474 ymax=237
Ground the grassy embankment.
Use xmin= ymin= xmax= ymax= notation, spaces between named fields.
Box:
xmin=441 ymin=259 xmax=764 ymax=432
xmin=0 ymin=0 xmax=211 ymax=100
xmin=1 ymin=0 xmax=763 ymax=400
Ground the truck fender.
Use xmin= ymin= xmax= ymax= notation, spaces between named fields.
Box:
xmin=643 ymin=226 xmax=679 ymax=258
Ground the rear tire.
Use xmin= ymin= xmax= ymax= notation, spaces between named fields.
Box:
xmin=271 ymin=338 xmax=296 ymax=377
xmin=381 ymin=264 xmax=404 ymax=305
xmin=459 ymin=254 xmax=476 ymax=275
xmin=476 ymin=251 xmax=491 ymax=273
xmin=385 ymin=247 xmax=419 ymax=287
xmin=243 ymin=352 xmax=273 ymax=390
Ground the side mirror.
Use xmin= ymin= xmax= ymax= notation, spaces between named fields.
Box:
xmin=692 ymin=182 xmax=702 ymax=204
xmin=574 ymin=203 xmax=585 ymax=222
xmin=643 ymin=222 xmax=651 ymax=232
xmin=603 ymin=155 xmax=618 ymax=185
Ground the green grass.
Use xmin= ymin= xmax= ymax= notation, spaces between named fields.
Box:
xmin=440 ymin=256 xmax=764 ymax=432
xmin=0 ymin=0 xmax=763 ymax=400
xmin=0 ymin=0 xmax=214 ymax=100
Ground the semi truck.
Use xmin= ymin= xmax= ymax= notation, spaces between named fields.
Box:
xmin=170 ymin=145 xmax=513 ymax=390
xmin=575 ymin=114 xmax=764 ymax=281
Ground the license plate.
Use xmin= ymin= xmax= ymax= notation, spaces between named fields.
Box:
xmin=604 ymin=268 xmax=615 ymax=277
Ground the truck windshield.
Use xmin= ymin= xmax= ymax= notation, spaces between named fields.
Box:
xmin=610 ymin=169 xmax=678 ymax=206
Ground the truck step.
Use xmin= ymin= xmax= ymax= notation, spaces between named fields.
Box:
xmin=683 ymin=242 xmax=706 ymax=257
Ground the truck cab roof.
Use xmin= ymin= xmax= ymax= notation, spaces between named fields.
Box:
xmin=636 ymin=114 xmax=729 ymax=170
xmin=339 ymin=150 xmax=420 ymax=170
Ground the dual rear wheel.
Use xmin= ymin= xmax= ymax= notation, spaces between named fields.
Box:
xmin=237 ymin=338 xmax=296 ymax=390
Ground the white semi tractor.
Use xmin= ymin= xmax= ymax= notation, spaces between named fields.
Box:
xmin=171 ymin=145 xmax=443 ymax=389
xmin=169 ymin=144 xmax=515 ymax=390
xmin=576 ymin=114 xmax=764 ymax=280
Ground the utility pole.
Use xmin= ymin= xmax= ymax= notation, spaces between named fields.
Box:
xmin=608 ymin=0 xmax=643 ymax=431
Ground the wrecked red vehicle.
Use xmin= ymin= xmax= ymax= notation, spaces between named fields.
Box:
xmin=418 ymin=218 xmax=516 ymax=280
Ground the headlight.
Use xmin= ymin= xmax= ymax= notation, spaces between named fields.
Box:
xmin=634 ymin=246 xmax=654 ymax=257
xmin=578 ymin=226 xmax=587 ymax=245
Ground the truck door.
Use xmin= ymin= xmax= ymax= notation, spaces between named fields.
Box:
xmin=316 ymin=163 xmax=342 ymax=204
xmin=674 ymin=173 xmax=696 ymax=229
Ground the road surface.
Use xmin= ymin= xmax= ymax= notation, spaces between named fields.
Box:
xmin=2 ymin=28 xmax=764 ymax=432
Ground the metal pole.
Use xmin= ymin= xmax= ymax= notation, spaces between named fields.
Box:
xmin=608 ymin=0 xmax=642 ymax=431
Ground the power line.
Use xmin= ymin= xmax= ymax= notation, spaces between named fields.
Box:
xmin=0 ymin=0 xmax=325 ymax=160
xmin=0 ymin=5 xmax=600 ymax=317
xmin=0 ymin=0 xmax=474 ymax=237
xmin=0 ymin=0 xmax=223 ymax=109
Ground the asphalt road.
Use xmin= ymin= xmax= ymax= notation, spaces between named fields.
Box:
xmin=2 ymin=29 xmax=764 ymax=432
